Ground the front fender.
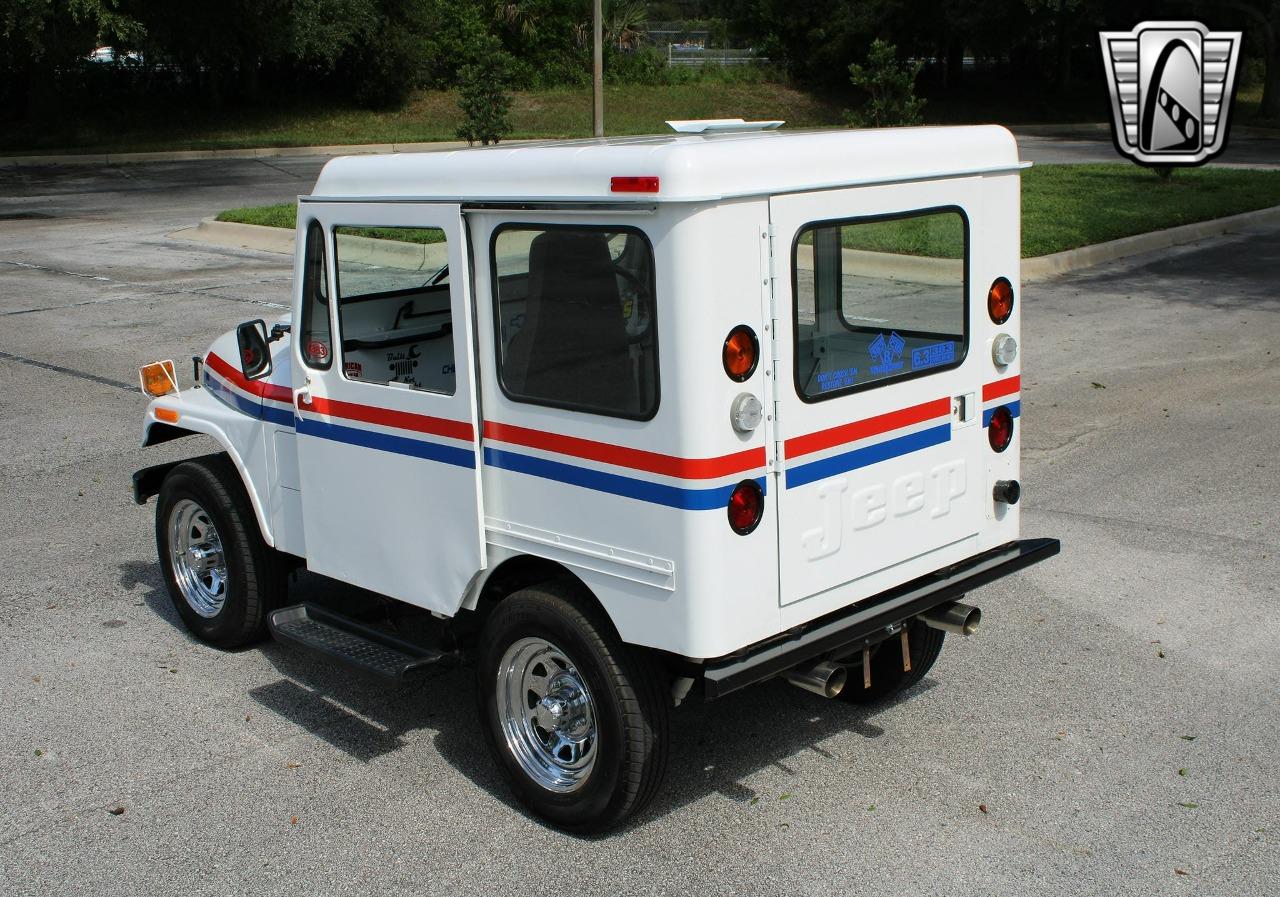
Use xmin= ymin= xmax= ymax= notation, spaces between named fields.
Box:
xmin=141 ymin=388 xmax=276 ymax=547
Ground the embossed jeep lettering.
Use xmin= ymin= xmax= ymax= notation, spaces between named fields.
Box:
xmin=802 ymin=460 xmax=967 ymax=560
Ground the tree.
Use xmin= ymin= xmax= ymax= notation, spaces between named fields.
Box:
xmin=846 ymin=38 xmax=925 ymax=127
xmin=0 ymin=0 xmax=142 ymax=118
xmin=1215 ymin=0 xmax=1280 ymax=119
xmin=456 ymin=36 xmax=514 ymax=145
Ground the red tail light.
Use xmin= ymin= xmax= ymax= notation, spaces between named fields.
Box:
xmin=723 ymin=325 xmax=759 ymax=382
xmin=727 ymin=480 xmax=764 ymax=535
xmin=988 ymin=405 xmax=1014 ymax=452
xmin=988 ymin=277 xmax=1014 ymax=324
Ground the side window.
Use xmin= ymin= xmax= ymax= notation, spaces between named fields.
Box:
xmin=333 ymin=225 xmax=455 ymax=394
xmin=794 ymin=208 xmax=967 ymax=401
xmin=492 ymin=226 xmax=658 ymax=420
xmin=299 ymin=220 xmax=331 ymax=369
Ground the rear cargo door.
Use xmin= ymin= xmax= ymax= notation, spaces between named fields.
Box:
xmin=769 ymin=179 xmax=986 ymax=607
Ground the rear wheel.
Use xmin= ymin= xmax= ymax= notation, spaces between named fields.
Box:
xmin=156 ymin=454 xmax=287 ymax=648
xmin=837 ymin=619 xmax=945 ymax=704
xmin=476 ymin=582 xmax=669 ymax=832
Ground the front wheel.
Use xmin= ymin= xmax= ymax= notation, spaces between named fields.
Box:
xmin=476 ymin=582 xmax=669 ymax=832
xmin=156 ymin=454 xmax=287 ymax=648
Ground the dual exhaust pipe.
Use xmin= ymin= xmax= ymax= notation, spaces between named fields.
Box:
xmin=782 ymin=601 xmax=981 ymax=698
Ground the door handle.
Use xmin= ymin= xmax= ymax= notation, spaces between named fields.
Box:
xmin=296 ymin=387 xmax=311 ymax=407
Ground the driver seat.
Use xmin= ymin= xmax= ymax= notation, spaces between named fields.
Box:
xmin=504 ymin=231 xmax=635 ymax=412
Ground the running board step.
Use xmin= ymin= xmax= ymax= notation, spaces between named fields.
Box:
xmin=268 ymin=604 xmax=454 ymax=683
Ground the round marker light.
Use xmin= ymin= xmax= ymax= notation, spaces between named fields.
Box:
xmin=988 ymin=277 xmax=1014 ymax=325
xmin=992 ymin=333 xmax=1018 ymax=367
xmin=723 ymin=325 xmax=759 ymax=382
xmin=730 ymin=393 xmax=763 ymax=433
xmin=988 ymin=405 xmax=1014 ymax=453
xmin=727 ymin=480 xmax=764 ymax=535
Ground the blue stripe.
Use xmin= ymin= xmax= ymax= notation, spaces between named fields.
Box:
xmin=296 ymin=416 xmax=476 ymax=469
xmin=203 ymin=371 xmax=261 ymax=418
xmin=785 ymin=423 xmax=952 ymax=490
xmin=484 ymin=447 xmax=765 ymax=510
xmin=203 ymin=370 xmax=296 ymax=429
xmin=982 ymin=400 xmax=1021 ymax=428
xmin=261 ymin=403 xmax=295 ymax=427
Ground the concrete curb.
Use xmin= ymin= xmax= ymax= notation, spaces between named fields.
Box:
xmin=174 ymin=204 xmax=1280 ymax=279
xmin=1021 ymin=204 xmax=1280 ymax=280
xmin=1011 ymin=122 xmax=1280 ymax=139
xmin=2 ymin=122 xmax=1274 ymax=166
xmin=0 ymin=140 xmax=481 ymax=167
xmin=170 ymin=217 xmax=296 ymax=255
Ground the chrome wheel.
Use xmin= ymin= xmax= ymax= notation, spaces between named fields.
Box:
xmin=168 ymin=498 xmax=228 ymax=618
xmin=497 ymin=637 xmax=598 ymax=793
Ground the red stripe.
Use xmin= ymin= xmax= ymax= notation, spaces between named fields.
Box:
xmin=784 ymin=397 xmax=951 ymax=460
xmin=983 ymin=375 xmax=1021 ymax=402
xmin=299 ymin=395 xmax=474 ymax=442
xmin=205 ymin=352 xmax=293 ymax=403
xmin=484 ymin=421 xmax=765 ymax=479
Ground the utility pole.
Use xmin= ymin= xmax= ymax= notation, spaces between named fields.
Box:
xmin=592 ymin=0 xmax=604 ymax=137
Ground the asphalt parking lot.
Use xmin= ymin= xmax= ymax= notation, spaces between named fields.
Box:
xmin=1 ymin=146 xmax=1278 ymax=896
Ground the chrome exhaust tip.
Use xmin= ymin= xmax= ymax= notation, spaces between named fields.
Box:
xmin=783 ymin=660 xmax=847 ymax=698
xmin=919 ymin=601 xmax=982 ymax=636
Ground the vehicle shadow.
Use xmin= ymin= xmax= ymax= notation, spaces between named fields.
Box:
xmin=123 ymin=560 xmax=940 ymax=833
xmin=119 ymin=558 xmax=184 ymax=632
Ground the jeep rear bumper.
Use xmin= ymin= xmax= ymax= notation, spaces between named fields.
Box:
xmin=701 ymin=537 xmax=1061 ymax=700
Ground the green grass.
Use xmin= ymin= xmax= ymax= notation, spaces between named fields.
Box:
xmin=220 ymin=164 xmax=1280 ymax=259
xmin=218 ymin=203 xmax=295 ymax=228
xmin=2 ymin=83 xmax=843 ymax=155
xmin=1021 ymin=164 xmax=1280 ymax=256
xmin=217 ymin=207 xmax=448 ymax=245
xmin=334 ymin=224 xmax=445 ymax=245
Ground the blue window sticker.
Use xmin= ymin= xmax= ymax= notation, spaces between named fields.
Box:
xmin=869 ymin=331 xmax=906 ymax=375
xmin=816 ymin=366 xmax=858 ymax=392
xmin=911 ymin=341 xmax=956 ymax=371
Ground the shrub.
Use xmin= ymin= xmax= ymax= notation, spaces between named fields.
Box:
xmin=845 ymin=39 xmax=925 ymax=128
xmin=456 ymin=38 xmax=514 ymax=146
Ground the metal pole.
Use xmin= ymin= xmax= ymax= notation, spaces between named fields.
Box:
xmin=592 ymin=0 xmax=603 ymax=137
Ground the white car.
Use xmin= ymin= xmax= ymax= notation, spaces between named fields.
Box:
xmin=135 ymin=121 xmax=1059 ymax=830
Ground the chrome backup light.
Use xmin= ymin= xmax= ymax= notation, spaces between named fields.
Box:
xmin=730 ymin=393 xmax=763 ymax=433
xmin=992 ymin=333 xmax=1018 ymax=367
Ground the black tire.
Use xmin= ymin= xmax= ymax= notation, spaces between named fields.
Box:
xmin=155 ymin=453 xmax=288 ymax=648
xmin=837 ymin=620 xmax=945 ymax=704
xmin=476 ymin=581 xmax=669 ymax=832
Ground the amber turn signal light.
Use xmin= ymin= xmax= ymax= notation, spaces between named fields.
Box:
xmin=139 ymin=360 xmax=178 ymax=398
xmin=988 ymin=277 xmax=1014 ymax=325
xmin=722 ymin=325 xmax=759 ymax=382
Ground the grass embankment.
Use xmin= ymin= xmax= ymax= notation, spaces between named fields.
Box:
xmin=1 ymin=83 xmax=841 ymax=155
xmin=221 ymin=164 xmax=1280 ymax=258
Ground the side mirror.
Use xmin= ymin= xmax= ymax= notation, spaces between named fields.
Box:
xmin=236 ymin=319 xmax=272 ymax=381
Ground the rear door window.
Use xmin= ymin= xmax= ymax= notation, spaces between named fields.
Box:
xmin=491 ymin=225 xmax=658 ymax=420
xmin=794 ymin=207 xmax=968 ymax=401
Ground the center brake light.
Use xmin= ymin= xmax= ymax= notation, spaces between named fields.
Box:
xmin=610 ymin=176 xmax=660 ymax=193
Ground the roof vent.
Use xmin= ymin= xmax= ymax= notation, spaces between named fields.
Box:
xmin=665 ymin=118 xmax=784 ymax=134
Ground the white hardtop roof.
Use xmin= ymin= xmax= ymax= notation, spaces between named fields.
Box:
xmin=308 ymin=125 xmax=1022 ymax=204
